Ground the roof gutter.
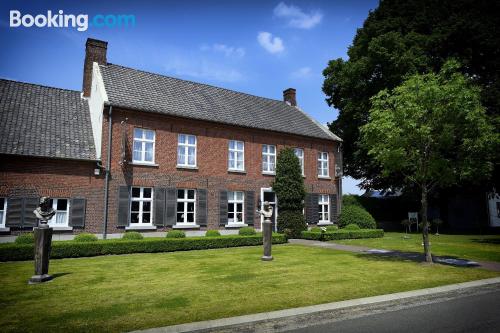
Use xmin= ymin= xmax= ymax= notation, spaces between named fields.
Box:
xmin=102 ymin=105 xmax=113 ymax=239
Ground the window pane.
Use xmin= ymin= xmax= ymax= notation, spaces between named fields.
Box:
xmin=229 ymin=140 xmax=235 ymax=150
xmin=177 ymin=202 xmax=184 ymax=211
xmin=236 ymin=192 xmax=243 ymax=200
xmin=188 ymin=135 xmax=196 ymax=145
xmin=143 ymin=188 xmax=152 ymax=198
xmin=0 ymin=212 xmax=3 ymax=223
xmin=131 ymin=212 xmax=139 ymax=224
xmin=269 ymin=145 xmax=275 ymax=153
xmin=145 ymin=142 xmax=154 ymax=161
xmin=237 ymin=141 xmax=243 ymax=150
xmin=177 ymin=189 xmax=185 ymax=199
xmin=187 ymin=213 xmax=194 ymax=223
xmin=177 ymin=146 xmax=185 ymax=165
xmin=143 ymin=202 xmax=151 ymax=212
xmin=131 ymin=201 xmax=140 ymax=211
xmin=236 ymin=160 xmax=243 ymax=170
xmin=262 ymin=145 xmax=268 ymax=153
xmin=236 ymin=203 xmax=243 ymax=212
xmin=325 ymin=212 xmax=329 ymax=220
xmin=187 ymin=190 xmax=195 ymax=199
xmin=263 ymin=161 xmax=268 ymax=171
xmin=134 ymin=128 xmax=142 ymax=139
xmin=187 ymin=202 xmax=194 ymax=212
xmin=177 ymin=213 xmax=184 ymax=222
xmin=179 ymin=134 xmax=186 ymax=143
xmin=57 ymin=199 xmax=68 ymax=210
xmin=142 ymin=213 xmax=151 ymax=223
xmin=228 ymin=213 xmax=234 ymax=222
xmin=236 ymin=212 xmax=243 ymax=222
xmin=0 ymin=198 xmax=4 ymax=208
xmin=228 ymin=203 xmax=235 ymax=212
xmin=188 ymin=147 xmax=196 ymax=165
xmin=132 ymin=187 xmax=140 ymax=198
xmin=145 ymin=130 xmax=154 ymax=140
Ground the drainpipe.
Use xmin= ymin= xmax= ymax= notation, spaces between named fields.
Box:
xmin=103 ymin=105 xmax=113 ymax=239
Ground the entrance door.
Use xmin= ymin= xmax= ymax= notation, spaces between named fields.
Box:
xmin=260 ymin=188 xmax=278 ymax=231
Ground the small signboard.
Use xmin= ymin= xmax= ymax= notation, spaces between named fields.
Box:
xmin=408 ymin=212 xmax=419 ymax=232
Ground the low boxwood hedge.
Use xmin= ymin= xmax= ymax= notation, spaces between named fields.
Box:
xmin=0 ymin=234 xmax=287 ymax=262
xmin=301 ymin=229 xmax=384 ymax=241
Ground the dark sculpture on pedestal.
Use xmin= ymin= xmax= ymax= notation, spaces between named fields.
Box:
xmin=29 ymin=197 xmax=55 ymax=284
xmin=258 ymin=201 xmax=274 ymax=261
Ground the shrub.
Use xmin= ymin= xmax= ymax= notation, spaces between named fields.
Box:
xmin=0 ymin=234 xmax=288 ymax=261
xmin=277 ymin=210 xmax=307 ymax=238
xmin=122 ymin=231 xmax=144 ymax=240
xmin=338 ymin=205 xmax=377 ymax=229
xmin=310 ymin=226 xmax=323 ymax=233
xmin=325 ymin=225 xmax=339 ymax=231
xmin=271 ymin=148 xmax=306 ymax=211
xmin=166 ymin=230 xmax=186 ymax=238
xmin=301 ymin=229 xmax=384 ymax=241
xmin=205 ymin=230 xmax=221 ymax=237
xmin=74 ymin=233 xmax=98 ymax=242
xmin=344 ymin=224 xmax=361 ymax=230
xmin=342 ymin=194 xmax=363 ymax=207
xmin=15 ymin=233 xmax=34 ymax=244
xmin=238 ymin=227 xmax=256 ymax=236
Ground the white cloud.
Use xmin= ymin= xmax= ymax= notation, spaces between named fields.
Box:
xmin=200 ymin=43 xmax=245 ymax=58
xmin=257 ymin=32 xmax=284 ymax=54
xmin=291 ymin=66 xmax=312 ymax=78
xmin=273 ymin=2 xmax=323 ymax=29
xmin=163 ymin=54 xmax=243 ymax=82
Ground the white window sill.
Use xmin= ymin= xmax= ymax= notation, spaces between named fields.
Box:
xmin=126 ymin=225 xmax=157 ymax=230
xmin=225 ymin=223 xmax=248 ymax=228
xmin=318 ymin=176 xmax=331 ymax=180
xmin=0 ymin=227 xmax=10 ymax=232
xmin=318 ymin=222 xmax=334 ymax=226
xmin=131 ymin=162 xmax=159 ymax=167
xmin=51 ymin=226 xmax=73 ymax=231
xmin=228 ymin=169 xmax=246 ymax=174
xmin=173 ymin=224 xmax=200 ymax=229
xmin=177 ymin=165 xmax=198 ymax=170
xmin=262 ymin=171 xmax=276 ymax=176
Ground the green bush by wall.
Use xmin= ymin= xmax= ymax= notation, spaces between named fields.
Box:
xmin=166 ymin=230 xmax=186 ymax=238
xmin=339 ymin=205 xmax=377 ymax=229
xmin=14 ymin=233 xmax=35 ymax=244
xmin=73 ymin=233 xmax=98 ymax=242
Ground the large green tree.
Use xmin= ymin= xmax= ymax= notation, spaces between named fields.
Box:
xmin=323 ymin=0 xmax=500 ymax=189
xmin=361 ymin=61 xmax=498 ymax=262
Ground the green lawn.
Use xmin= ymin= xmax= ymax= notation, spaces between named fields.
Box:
xmin=334 ymin=232 xmax=500 ymax=262
xmin=1 ymin=244 xmax=497 ymax=333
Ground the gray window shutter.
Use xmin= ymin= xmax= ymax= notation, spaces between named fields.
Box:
xmin=305 ymin=193 xmax=319 ymax=225
xmin=23 ymin=197 xmax=39 ymax=228
xmin=219 ymin=190 xmax=228 ymax=226
xmin=69 ymin=198 xmax=86 ymax=227
xmin=330 ymin=194 xmax=338 ymax=223
xmin=165 ymin=188 xmax=177 ymax=226
xmin=197 ymin=189 xmax=208 ymax=227
xmin=154 ymin=188 xmax=166 ymax=227
xmin=117 ymin=186 xmax=130 ymax=227
xmin=245 ymin=191 xmax=255 ymax=226
xmin=6 ymin=197 xmax=23 ymax=227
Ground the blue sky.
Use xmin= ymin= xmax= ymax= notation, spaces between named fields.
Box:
xmin=0 ymin=0 xmax=378 ymax=194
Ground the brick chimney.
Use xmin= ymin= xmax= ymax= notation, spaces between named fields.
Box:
xmin=82 ymin=38 xmax=108 ymax=97
xmin=283 ymin=88 xmax=297 ymax=106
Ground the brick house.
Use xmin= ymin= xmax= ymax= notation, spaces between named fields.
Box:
xmin=0 ymin=38 xmax=342 ymax=237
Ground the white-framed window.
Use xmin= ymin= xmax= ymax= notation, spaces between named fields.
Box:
xmin=130 ymin=187 xmax=153 ymax=225
xmin=262 ymin=144 xmax=276 ymax=174
xmin=177 ymin=134 xmax=197 ymax=167
xmin=318 ymin=152 xmax=329 ymax=177
xmin=228 ymin=191 xmax=244 ymax=224
xmin=294 ymin=148 xmax=305 ymax=176
xmin=318 ymin=195 xmax=330 ymax=223
xmin=0 ymin=198 xmax=6 ymax=227
xmin=228 ymin=140 xmax=245 ymax=171
xmin=177 ymin=189 xmax=196 ymax=224
xmin=133 ymin=128 xmax=155 ymax=164
xmin=48 ymin=198 xmax=70 ymax=227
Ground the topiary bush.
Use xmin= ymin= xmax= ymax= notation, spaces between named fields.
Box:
xmin=15 ymin=233 xmax=34 ymax=244
xmin=271 ymin=148 xmax=306 ymax=211
xmin=310 ymin=226 xmax=323 ymax=232
xmin=205 ymin=230 xmax=221 ymax=237
xmin=122 ymin=231 xmax=144 ymax=240
xmin=339 ymin=205 xmax=377 ymax=229
xmin=277 ymin=210 xmax=307 ymax=238
xmin=343 ymin=223 xmax=361 ymax=230
xmin=238 ymin=227 xmax=256 ymax=236
xmin=74 ymin=233 xmax=98 ymax=242
xmin=325 ymin=225 xmax=339 ymax=231
xmin=166 ymin=230 xmax=186 ymax=238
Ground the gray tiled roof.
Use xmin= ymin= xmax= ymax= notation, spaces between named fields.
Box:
xmin=0 ymin=79 xmax=96 ymax=160
xmin=100 ymin=64 xmax=341 ymax=141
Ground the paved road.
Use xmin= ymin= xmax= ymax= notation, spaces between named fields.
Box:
xmin=289 ymin=290 xmax=500 ymax=333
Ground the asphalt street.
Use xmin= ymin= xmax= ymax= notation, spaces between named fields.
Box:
xmin=289 ymin=290 xmax=500 ymax=333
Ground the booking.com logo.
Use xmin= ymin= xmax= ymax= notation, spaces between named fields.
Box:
xmin=9 ymin=10 xmax=135 ymax=31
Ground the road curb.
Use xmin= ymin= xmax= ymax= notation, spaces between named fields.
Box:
xmin=130 ymin=277 xmax=500 ymax=333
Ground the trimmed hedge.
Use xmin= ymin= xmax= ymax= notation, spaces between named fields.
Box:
xmin=205 ymin=230 xmax=221 ymax=237
xmin=166 ymin=230 xmax=186 ymax=238
xmin=301 ymin=229 xmax=384 ymax=241
xmin=343 ymin=224 xmax=361 ymax=230
xmin=0 ymin=234 xmax=287 ymax=262
xmin=15 ymin=233 xmax=35 ymax=244
xmin=74 ymin=233 xmax=98 ymax=242
xmin=238 ymin=227 xmax=256 ymax=236
xmin=122 ymin=232 xmax=144 ymax=240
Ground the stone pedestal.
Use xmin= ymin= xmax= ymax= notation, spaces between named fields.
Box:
xmin=261 ymin=219 xmax=273 ymax=261
xmin=29 ymin=225 xmax=53 ymax=284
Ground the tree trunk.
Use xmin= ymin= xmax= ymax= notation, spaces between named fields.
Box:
xmin=421 ymin=185 xmax=433 ymax=263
